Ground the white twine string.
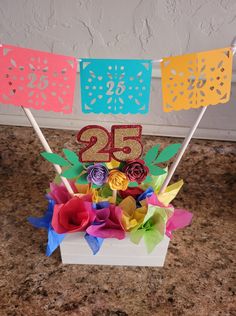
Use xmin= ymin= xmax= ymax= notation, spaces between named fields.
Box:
xmin=76 ymin=58 xmax=163 ymax=63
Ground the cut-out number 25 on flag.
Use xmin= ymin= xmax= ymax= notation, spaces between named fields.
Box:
xmin=77 ymin=125 xmax=143 ymax=162
xmin=80 ymin=59 xmax=152 ymax=114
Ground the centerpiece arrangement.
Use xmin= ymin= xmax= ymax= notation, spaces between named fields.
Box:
xmin=1 ymin=43 xmax=234 ymax=265
xmin=28 ymin=124 xmax=193 ymax=260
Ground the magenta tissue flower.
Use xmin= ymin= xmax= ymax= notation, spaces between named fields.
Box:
xmin=87 ymin=164 xmax=109 ymax=186
xmin=86 ymin=205 xmax=125 ymax=240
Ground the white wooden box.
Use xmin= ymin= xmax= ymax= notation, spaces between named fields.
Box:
xmin=60 ymin=233 xmax=170 ymax=266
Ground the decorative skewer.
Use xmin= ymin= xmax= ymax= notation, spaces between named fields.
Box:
xmin=159 ymin=106 xmax=207 ymax=194
xmin=112 ymin=189 xmax=117 ymax=203
xmin=22 ymin=107 xmax=74 ymax=195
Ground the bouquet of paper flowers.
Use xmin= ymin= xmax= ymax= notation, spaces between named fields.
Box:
xmin=28 ymin=143 xmax=193 ymax=257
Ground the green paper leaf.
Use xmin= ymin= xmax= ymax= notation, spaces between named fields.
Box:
xmin=141 ymin=169 xmax=168 ymax=191
xmin=61 ymin=165 xmax=84 ymax=179
xmin=144 ymin=145 xmax=160 ymax=165
xmin=76 ymin=173 xmax=88 ymax=184
xmin=154 ymin=144 xmax=181 ymax=164
xmin=118 ymin=161 xmax=126 ymax=170
xmin=41 ymin=152 xmax=70 ymax=167
xmin=143 ymin=175 xmax=152 ymax=184
xmin=129 ymin=181 xmax=139 ymax=187
xmin=63 ymin=149 xmax=80 ymax=165
xmin=100 ymin=185 xmax=113 ymax=198
xmin=149 ymin=165 xmax=167 ymax=176
xmin=92 ymin=183 xmax=101 ymax=189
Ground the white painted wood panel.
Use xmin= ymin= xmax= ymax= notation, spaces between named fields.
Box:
xmin=60 ymin=233 xmax=170 ymax=266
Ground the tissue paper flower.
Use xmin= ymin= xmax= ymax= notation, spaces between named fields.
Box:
xmin=86 ymin=204 xmax=125 ymax=239
xmin=119 ymin=187 xmax=144 ymax=199
xmin=52 ymin=196 xmax=95 ymax=234
xmin=119 ymin=196 xmax=147 ymax=231
xmin=166 ymin=208 xmax=193 ymax=238
xmin=157 ymin=179 xmax=184 ymax=206
xmin=48 ymin=181 xmax=77 ymax=204
xmin=108 ymin=170 xmax=129 ymax=191
xmin=84 ymin=233 xmax=104 ymax=255
xmin=123 ymin=160 xmax=149 ymax=184
xmin=130 ymin=203 xmax=169 ymax=253
xmin=147 ymin=193 xmax=193 ymax=238
xmin=137 ymin=187 xmax=154 ymax=203
xmin=28 ymin=198 xmax=65 ymax=256
xmin=87 ymin=164 xmax=109 ymax=186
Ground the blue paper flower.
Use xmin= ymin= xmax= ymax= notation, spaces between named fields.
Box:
xmin=84 ymin=233 xmax=104 ymax=255
xmin=28 ymin=197 xmax=65 ymax=256
xmin=137 ymin=187 xmax=154 ymax=203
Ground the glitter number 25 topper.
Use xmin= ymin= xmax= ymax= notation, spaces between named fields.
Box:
xmin=0 ymin=45 xmax=77 ymax=113
xmin=77 ymin=125 xmax=143 ymax=162
xmin=80 ymin=59 xmax=152 ymax=114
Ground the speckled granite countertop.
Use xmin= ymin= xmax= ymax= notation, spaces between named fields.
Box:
xmin=0 ymin=126 xmax=235 ymax=316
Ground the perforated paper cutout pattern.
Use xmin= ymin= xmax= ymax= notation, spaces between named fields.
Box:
xmin=0 ymin=45 xmax=77 ymax=113
xmin=161 ymin=47 xmax=233 ymax=112
xmin=80 ymin=59 xmax=152 ymax=114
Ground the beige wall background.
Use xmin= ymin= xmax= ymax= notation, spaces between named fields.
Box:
xmin=0 ymin=0 xmax=236 ymax=140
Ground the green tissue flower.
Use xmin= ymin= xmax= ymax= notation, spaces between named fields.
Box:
xmin=130 ymin=205 xmax=168 ymax=253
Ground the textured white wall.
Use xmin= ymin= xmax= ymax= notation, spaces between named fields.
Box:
xmin=0 ymin=0 xmax=236 ymax=140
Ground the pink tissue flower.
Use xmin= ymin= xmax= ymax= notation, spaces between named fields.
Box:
xmin=166 ymin=209 xmax=193 ymax=239
xmin=147 ymin=193 xmax=193 ymax=238
xmin=48 ymin=181 xmax=78 ymax=204
xmin=86 ymin=205 xmax=125 ymax=240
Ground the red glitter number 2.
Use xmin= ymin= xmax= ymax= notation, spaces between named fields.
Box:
xmin=77 ymin=125 xmax=143 ymax=162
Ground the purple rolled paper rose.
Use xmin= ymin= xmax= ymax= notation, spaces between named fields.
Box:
xmin=87 ymin=164 xmax=109 ymax=186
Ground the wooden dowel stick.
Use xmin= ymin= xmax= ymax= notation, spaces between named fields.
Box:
xmin=112 ymin=190 xmax=117 ymax=203
xmin=22 ymin=107 xmax=74 ymax=195
xmin=159 ymin=106 xmax=207 ymax=194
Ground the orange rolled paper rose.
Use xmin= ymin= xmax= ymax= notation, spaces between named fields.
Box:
xmin=108 ymin=170 xmax=129 ymax=191
xmin=52 ymin=196 xmax=95 ymax=234
xmin=123 ymin=160 xmax=149 ymax=184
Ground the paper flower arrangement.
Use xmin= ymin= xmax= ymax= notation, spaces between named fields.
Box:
xmin=28 ymin=136 xmax=193 ymax=257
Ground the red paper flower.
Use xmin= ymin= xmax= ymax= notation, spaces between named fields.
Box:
xmin=123 ymin=160 xmax=149 ymax=184
xmin=119 ymin=187 xmax=144 ymax=200
xmin=52 ymin=196 xmax=95 ymax=234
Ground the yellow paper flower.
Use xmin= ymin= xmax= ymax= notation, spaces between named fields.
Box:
xmin=119 ymin=196 xmax=148 ymax=231
xmin=157 ymin=179 xmax=184 ymax=206
xmin=75 ymin=183 xmax=91 ymax=194
xmin=91 ymin=188 xmax=115 ymax=204
xmin=106 ymin=158 xmax=120 ymax=170
xmin=108 ymin=170 xmax=129 ymax=191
